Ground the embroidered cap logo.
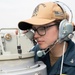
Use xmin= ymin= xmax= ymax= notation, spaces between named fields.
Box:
xmin=54 ymin=11 xmax=64 ymax=17
xmin=32 ymin=3 xmax=46 ymax=17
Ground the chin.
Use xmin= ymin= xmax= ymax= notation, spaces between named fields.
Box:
xmin=39 ymin=45 xmax=48 ymax=49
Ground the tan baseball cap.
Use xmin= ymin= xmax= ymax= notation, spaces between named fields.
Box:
xmin=18 ymin=1 xmax=68 ymax=30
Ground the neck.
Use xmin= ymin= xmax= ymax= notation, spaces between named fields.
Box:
xmin=49 ymin=41 xmax=68 ymax=57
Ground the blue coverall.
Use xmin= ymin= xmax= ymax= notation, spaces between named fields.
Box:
xmin=33 ymin=40 xmax=75 ymax=75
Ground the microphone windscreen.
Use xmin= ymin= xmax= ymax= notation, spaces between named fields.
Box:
xmin=37 ymin=50 xmax=46 ymax=57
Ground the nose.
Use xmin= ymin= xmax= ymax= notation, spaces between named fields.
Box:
xmin=34 ymin=31 xmax=40 ymax=39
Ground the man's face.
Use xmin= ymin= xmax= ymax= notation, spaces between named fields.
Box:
xmin=32 ymin=22 xmax=59 ymax=49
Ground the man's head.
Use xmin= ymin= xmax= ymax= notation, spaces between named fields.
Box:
xmin=18 ymin=1 xmax=73 ymax=49
xmin=18 ymin=1 xmax=69 ymax=30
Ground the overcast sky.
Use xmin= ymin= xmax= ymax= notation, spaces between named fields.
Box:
xmin=0 ymin=0 xmax=75 ymax=28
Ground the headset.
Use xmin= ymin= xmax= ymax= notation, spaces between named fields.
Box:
xmin=37 ymin=1 xmax=74 ymax=58
xmin=55 ymin=1 xmax=73 ymax=42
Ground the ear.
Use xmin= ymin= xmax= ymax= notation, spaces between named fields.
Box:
xmin=59 ymin=19 xmax=73 ymax=41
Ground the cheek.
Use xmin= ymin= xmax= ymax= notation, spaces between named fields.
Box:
xmin=43 ymin=27 xmax=59 ymax=46
xmin=37 ymin=26 xmax=59 ymax=49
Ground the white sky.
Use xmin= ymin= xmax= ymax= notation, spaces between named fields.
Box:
xmin=0 ymin=0 xmax=75 ymax=29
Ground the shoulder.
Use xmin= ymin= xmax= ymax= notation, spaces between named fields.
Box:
xmin=64 ymin=40 xmax=75 ymax=66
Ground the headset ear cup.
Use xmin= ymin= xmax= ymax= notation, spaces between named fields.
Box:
xmin=59 ymin=19 xmax=73 ymax=41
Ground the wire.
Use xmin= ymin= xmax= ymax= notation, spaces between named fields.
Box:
xmin=60 ymin=41 xmax=66 ymax=75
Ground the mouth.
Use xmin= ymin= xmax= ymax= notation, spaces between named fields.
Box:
xmin=37 ymin=41 xmax=44 ymax=44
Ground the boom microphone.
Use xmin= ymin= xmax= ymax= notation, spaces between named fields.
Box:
xmin=37 ymin=33 xmax=74 ymax=57
xmin=37 ymin=50 xmax=46 ymax=57
xmin=37 ymin=40 xmax=59 ymax=57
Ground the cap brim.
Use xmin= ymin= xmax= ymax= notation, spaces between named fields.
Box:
xmin=18 ymin=17 xmax=55 ymax=30
xmin=18 ymin=22 xmax=32 ymax=30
